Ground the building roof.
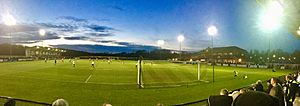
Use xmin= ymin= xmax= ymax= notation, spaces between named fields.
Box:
xmin=202 ymin=46 xmax=248 ymax=53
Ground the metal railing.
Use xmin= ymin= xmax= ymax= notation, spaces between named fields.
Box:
xmin=173 ymin=73 xmax=295 ymax=106
xmin=0 ymin=96 xmax=51 ymax=106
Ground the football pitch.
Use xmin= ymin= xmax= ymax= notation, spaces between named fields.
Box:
xmin=0 ymin=60 xmax=294 ymax=105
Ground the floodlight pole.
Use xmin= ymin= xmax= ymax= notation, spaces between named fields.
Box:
xmin=179 ymin=42 xmax=182 ymax=60
xmin=42 ymin=36 xmax=44 ymax=47
xmin=159 ymin=46 xmax=162 ymax=60
xmin=267 ymin=35 xmax=272 ymax=68
xmin=211 ymin=36 xmax=215 ymax=82
xmin=138 ymin=56 xmax=143 ymax=88
xmin=268 ymin=38 xmax=270 ymax=65
xmin=9 ymin=27 xmax=12 ymax=60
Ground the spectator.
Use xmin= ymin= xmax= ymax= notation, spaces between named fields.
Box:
xmin=220 ymin=88 xmax=229 ymax=96
xmin=208 ymin=88 xmax=233 ymax=106
xmin=296 ymin=72 xmax=300 ymax=83
xmin=269 ymin=77 xmax=284 ymax=106
xmin=254 ymin=80 xmax=264 ymax=92
xmin=284 ymin=75 xmax=298 ymax=106
xmin=266 ymin=80 xmax=273 ymax=94
xmin=239 ymin=88 xmax=249 ymax=94
xmin=103 ymin=103 xmax=112 ymax=106
xmin=52 ymin=99 xmax=69 ymax=106
xmin=4 ymin=98 xmax=15 ymax=106
xmin=156 ymin=103 xmax=163 ymax=106
xmin=233 ymin=91 xmax=279 ymax=106
xmin=294 ymin=97 xmax=300 ymax=106
xmin=296 ymin=72 xmax=300 ymax=94
xmin=229 ymin=91 xmax=240 ymax=101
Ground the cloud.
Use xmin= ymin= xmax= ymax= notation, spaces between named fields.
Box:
xmin=87 ymin=33 xmax=114 ymax=37
xmin=86 ymin=24 xmax=115 ymax=32
xmin=57 ymin=16 xmax=88 ymax=23
xmin=35 ymin=18 xmax=116 ymax=41
xmin=12 ymin=31 xmax=60 ymax=41
xmin=109 ymin=5 xmax=125 ymax=11
xmin=64 ymin=36 xmax=88 ymax=40
xmin=16 ymin=41 xmax=40 ymax=44
xmin=0 ymin=16 xmax=125 ymax=52
xmin=0 ymin=24 xmax=39 ymax=35
xmin=114 ymin=42 xmax=132 ymax=46
xmin=0 ymin=24 xmax=60 ymax=43
xmin=95 ymin=40 xmax=115 ymax=43
xmin=93 ymin=40 xmax=133 ymax=46
xmin=37 ymin=23 xmax=77 ymax=31
xmin=94 ymin=18 xmax=111 ymax=22
xmin=54 ymin=44 xmax=158 ymax=53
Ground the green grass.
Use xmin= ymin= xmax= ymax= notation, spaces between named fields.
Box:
xmin=0 ymin=60 xmax=294 ymax=105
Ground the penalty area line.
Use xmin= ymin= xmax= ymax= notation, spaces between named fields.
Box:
xmin=85 ymin=75 xmax=92 ymax=83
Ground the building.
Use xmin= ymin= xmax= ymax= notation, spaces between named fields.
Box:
xmin=0 ymin=44 xmax=65 ymax=59
xmin=197 ymin=46 xmax=248 ymax=64
xmin=25 ymin=46 xmax=65 ymax=57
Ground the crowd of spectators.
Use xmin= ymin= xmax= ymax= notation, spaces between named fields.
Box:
xmin=209 ymin=72 xmax=300 ymax=106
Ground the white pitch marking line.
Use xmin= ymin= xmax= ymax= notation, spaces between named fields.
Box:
xmin=85 ymin=75 xmax=92 ymax=83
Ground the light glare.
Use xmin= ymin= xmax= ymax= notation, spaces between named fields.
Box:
xmin=208 ymin=26 xmax=217 ymax=36
xmin=39 ymin=29 xmax=46 ymax=36
xmin=297 ymin=30 xmax=300 ymax=36
xmin=2 ymin=13 xmax=16 ymax=26
xmin=258 ymin=1 xmax=283 ymax=31
xmin=157 ymin=40 xmax=165 ymax=46
xmin=177 ymin=34 xmax=184 ymax=42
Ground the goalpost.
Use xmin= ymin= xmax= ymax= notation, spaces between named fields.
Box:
xmin=198 ymin=61 xmax=200 ymax=81
xmin=136 ymin=59 xmax=208 ymax=88
xmin=197 ymin=61 xmax=210 ymax=82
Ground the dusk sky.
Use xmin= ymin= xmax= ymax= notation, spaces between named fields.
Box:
xmin=0 ymin=0 xmax=299 ymax=53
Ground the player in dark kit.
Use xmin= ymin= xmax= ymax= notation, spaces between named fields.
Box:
xmin=234 ymin=71 xmax=238 ymax=78
xmin=91 ymin=61 xmax=95 ymax=68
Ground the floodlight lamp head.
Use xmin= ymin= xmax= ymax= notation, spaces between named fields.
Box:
xmin=208 ymin=26 xmax=217 ymax=36
xmin=39 ymin=29 xmax=46 ymax=36
xmin=177 ymin=34 xmax=184 ymax=42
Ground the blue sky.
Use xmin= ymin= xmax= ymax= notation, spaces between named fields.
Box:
xmin=0 ymin=0 xmax=299 ymax=53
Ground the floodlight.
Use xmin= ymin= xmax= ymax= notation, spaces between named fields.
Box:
xmin=297 ymin=30 xmax=300 ymax=36
xmin=273 ymin=54 xmax=276 ymax=58
xmin=3 ymin=13 xmax=16 ymax=26
xmin=39 ymin=29 xmax=46 ymax=36
xmin=177 ymin=34 xmax=184 ymax=42
xmin=208 ymin=26 xmax=217 ymax=36
xmin=238 ymin=58 xmax=242 ymax=62
xmin=258 ymin=1 xmax=283 ymax=31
